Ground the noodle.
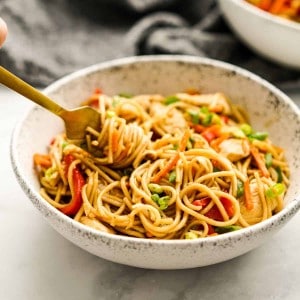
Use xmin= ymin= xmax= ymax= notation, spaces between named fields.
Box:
xmin=33 ymin=90 xmax=289 ymax=239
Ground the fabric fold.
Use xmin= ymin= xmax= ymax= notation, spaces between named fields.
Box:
xmin=0 ymin=0 xmax=299 ymax=90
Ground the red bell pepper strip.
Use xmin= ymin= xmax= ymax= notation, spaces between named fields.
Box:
xmin=220 ymin=197 xmax=234 ymax=218
xmin=86 ymin=88 xmax=102 ymax=108
xmin=193 ymin=196 xmax=234 ymax=234
xmin=192 ymin=197 xmax=211 ymax=207
xmin=207 ymin=224 xmax=216 ymax=235
xmin=205 ymin=197 xmax=234 ymax=220
xmin=205 ymin=205 xmax=223 ymax=221
xmin=60 ymin=154 xmax=85 ymax=216
xmin=201 ymin=125 xmax=221 ymax=143
xmin=63 ymin=154 xmax=74 ymax=177
xmin=220 ymin=115 xmax=229 ymax=124
xmin=189 ymin=123 xmax=206 ymax=134
xmin=191 ymin=198 xmax=216 ymax=234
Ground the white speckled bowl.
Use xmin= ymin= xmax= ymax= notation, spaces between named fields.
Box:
xmin=218 ymin=0 xmax=300 ymax=69
xmin=11 ymin=55 xmax=300 ymax=269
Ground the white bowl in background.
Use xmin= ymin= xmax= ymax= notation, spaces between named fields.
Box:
xmin=10 ymin=55 xmax=300 ymax=269
xmin=218 ymin=0 xmax=300 ymax=69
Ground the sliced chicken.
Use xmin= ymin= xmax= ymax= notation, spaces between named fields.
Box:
xmin=175 ymin=92 xmax=232 ymax=114
xmin=80 ymin=216 xmax=116 ymax=234
xmin=150 ymin=102 xmax=187 ymax=136
xmin=240 ymin=180 xmax=279 ymax=225
xmin=218 ymin=138 xmax=250 ymax=162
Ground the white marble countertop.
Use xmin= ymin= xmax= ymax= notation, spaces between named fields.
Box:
xmin=1 ymin=86 xmax=300 ymax=300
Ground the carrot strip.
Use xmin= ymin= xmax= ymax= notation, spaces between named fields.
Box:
xmin=179 ymin=129 xmax=191 ymax=151
xmin=258 ymin=0 xmax=273 ymax=10
xmin=269 ymin=0 xmax=286 ymax=13
xmin=111 ymin=129 xmax=119 ymax=153
xmin=33 ymin=153 xmax=52 ymax=168
xmin=151 ymin=153 xmax=180 ymax=183
xmin=250 ymin=146 xmax=270 ymax=177
xmin=151 ymin=130 xmax=190 ymax=183
xmin=244 ymin=179 xmax=254 ymax=210
xmin=115 ymin=143 xmax=130 ymax=162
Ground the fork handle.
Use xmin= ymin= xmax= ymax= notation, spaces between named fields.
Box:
xmin=0 ymin=66 xmax=66 ymax=116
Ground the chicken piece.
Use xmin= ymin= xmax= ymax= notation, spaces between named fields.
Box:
xmin=80 ymin=216 xmax=116 ymax=234
xmin=175 ymin=92 xmax=232 ymax=114
xmin=150 ymin=102 xmax=187 ymax=136
xmin=240 ymin=179 xmax=280 ymax=225
xmin=218 ymin=138 xmax=250 ymax=162
xmin=132 ymin=94 xmax=165 ymax=110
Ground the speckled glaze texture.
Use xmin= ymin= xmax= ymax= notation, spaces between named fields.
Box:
xmin=10 ymin=55 xmax=300 ymax=269
xmin=218 ymin=0 xmax=300 ymax=69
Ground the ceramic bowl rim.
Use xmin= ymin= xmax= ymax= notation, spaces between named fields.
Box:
xmin=10 ymin=54 xmax=300 ymax=247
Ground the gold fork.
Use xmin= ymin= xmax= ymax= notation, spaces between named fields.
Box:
xmin=0 ymin=66 xmax=101 ymax=142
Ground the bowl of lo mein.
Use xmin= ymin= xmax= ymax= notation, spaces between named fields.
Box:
xmin=218 ymin=0 xmax=300 ymax=69
xmin=11 ymin=55 xmax=300 ymax=269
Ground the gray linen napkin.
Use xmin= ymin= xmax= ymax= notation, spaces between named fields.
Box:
xmin=0 ymin=0 xmax=299 ymax=91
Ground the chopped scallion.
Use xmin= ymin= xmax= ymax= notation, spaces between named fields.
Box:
xmin=248 ymin=131 xmax=268 ymax=141
xmin=211 ymin=113 xmax=221 ymax=125
xmin=106 ymin=110 xmax=116 ymax=118
xmin=200 ymin=106 xmax=210 ymax=114
xmin=237 ymin=179 xmax=244 ymax=198
xmin=148 ymin=183 xmax=163 ymax=194
xmin=151 ymin=194 xmax=170 ymax=210
xmin=215 ymin=225 xmax=242 ymax=234
xmin=189 ymin=111 xmax=200 ymax=124
xmin=185 ymin=231 xmax=198 ymax=239
xmin=265 ymin=183 xmax=286 ymax=199
xmin=112 ymin=97 xmax=121 ymax=107
xmin=45 ymin=166 xmax=57 ymax=179
xmin=61 ymin=141 xmax=68 ymax=149
xmin=168 ymin=171 xmax=176 ymax=183
xmin=265 ymin=152 xmax=273 ymax=168
xmin=118 ymin=93 xmax=133 ymax=98
xmin=151 ymin=194 xmax=160 ymax=202
xmin=240 ymin=123 xmax=253 ymax=136
xmin=202 ymin=113 xmax=213 ymax=126
xmin=232 ymin=128 xmax=246 ymax=139
xmin=164 ymin=96 xmax=180 ymax=105
xmin=276 ymin=166 xmax=283 ymax=183
xmin=213 ymin=166 xmax=221 ymax=172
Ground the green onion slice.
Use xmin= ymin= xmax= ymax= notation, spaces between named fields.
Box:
xmin=265 ymin=183 xmax=286 ymax=199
